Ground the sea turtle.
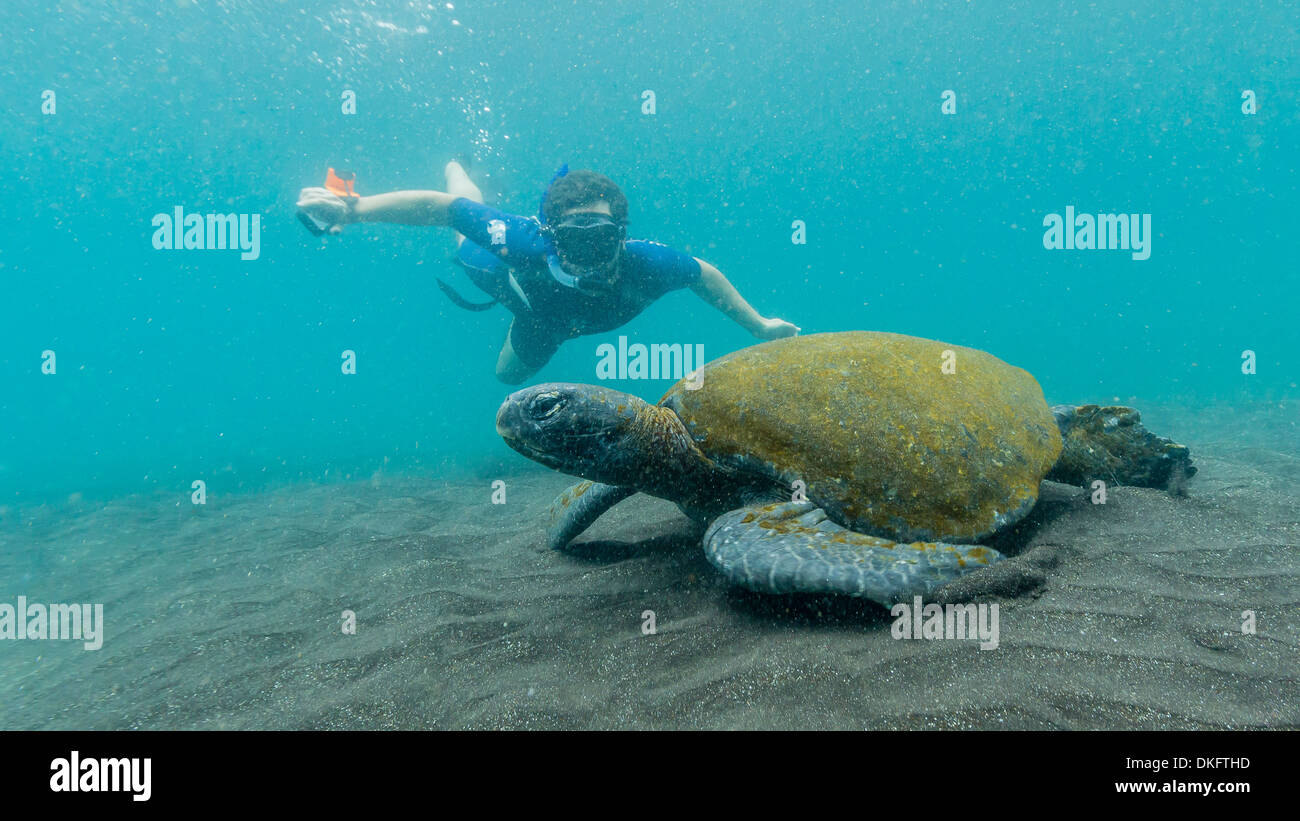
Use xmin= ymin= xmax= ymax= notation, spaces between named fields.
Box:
xmin=495 ymin=331 xmax=1194 ymax=606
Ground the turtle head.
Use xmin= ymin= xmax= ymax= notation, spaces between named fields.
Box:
xmin=497 ymin=384 xmax=650 ymax=483
xmin=497 ymin=383 xmax=705 ymax=496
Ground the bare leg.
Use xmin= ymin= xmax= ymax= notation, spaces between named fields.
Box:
xmin=444 ymin=160 xmax=483 ymax=248
xmin=450 ymin=161 xmax=540 ymax=383
xmin=496 ymin=323 xmax=541 ymax=385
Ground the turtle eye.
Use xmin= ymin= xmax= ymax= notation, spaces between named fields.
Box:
xmin=528 ymin=391 xmax=565 ymax=420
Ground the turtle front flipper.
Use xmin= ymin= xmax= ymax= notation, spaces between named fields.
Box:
xmin=547 ymin=481 xmax=637 ymax=550
xmin=1047 ymin=404 xmax=1195 ymax=490
xmin=702 ymin=502 xmax=1003 ymax=607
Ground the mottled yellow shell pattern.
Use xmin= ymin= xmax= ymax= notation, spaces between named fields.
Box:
xmin=660 ymin=331 xmax=1063 ymax=543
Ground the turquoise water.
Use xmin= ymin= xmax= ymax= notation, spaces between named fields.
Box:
xmin=2 ymin=0 xmax=1296 ymax=502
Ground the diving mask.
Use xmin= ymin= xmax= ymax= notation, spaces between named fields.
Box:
xmin=544 ymin=213 xmax=626 ymax=293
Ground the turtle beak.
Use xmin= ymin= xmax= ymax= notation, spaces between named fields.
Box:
xmin=497 ymin=387 xmax=570 ymax=468
xmin=496 ymin=404 xmax=544 ymax=463
xmin=495 ymin=394 xmax=529 ymax=441
xmin=495 ymin=401 xmax=518 ymax=439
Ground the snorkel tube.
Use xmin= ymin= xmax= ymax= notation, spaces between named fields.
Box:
xmin=545 ymin=256 xmax=585 ymax=290
xmin=537 ymin=163 xmax=570 ymax=223
xmin=538 ymin=163 xmax=581 ymax=288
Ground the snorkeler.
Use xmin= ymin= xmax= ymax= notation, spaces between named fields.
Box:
xmin=296 ymin=161 xmax=800 ymax=384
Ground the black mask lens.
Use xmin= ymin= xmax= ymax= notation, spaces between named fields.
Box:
xmin=553 ymin=216 xmax=624 ymax=266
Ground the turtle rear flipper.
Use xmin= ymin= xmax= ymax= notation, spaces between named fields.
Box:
xmin=1047 ymin=404 xmax=1195 ymax=490
xmin=547 ymin=481 xmax=637 ymax=550
xmin=703 ymin=502 xmax=1003 ymax=607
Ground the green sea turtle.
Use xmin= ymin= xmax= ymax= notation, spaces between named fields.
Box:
xmin=495 ymin=331 xmax=1194 ymax=606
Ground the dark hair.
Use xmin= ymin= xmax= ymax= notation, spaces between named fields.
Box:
xmin=542 ymin=169 xmax=629 ymax=226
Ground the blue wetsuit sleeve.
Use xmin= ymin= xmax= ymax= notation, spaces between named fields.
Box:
xmin=447 ymin=198 xmax=548 ymax=262
xmin=624 ymin=240 xmax=703 ymax=293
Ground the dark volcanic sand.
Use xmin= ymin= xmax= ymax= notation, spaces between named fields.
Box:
xmin=1 ymin=401 xmax=1297 ymax=729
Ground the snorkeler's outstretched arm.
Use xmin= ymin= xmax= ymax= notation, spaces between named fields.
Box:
xmin=296 ymin=188 xmax=459 ymax=234
xmin=689 ymin=260 xmax=801 ymax=341
xmin=350 ymin=190 xmax=460 ymax=226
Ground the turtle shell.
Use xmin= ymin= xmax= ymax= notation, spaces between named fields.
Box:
xmin=659 ymin=331 xmax=1063 ymax=542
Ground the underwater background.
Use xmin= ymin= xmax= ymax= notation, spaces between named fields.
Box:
xmin=2 ymin=0 xmax=1296 ymax=503
xmin=2 ymin=1 xmax=1299 ymax=731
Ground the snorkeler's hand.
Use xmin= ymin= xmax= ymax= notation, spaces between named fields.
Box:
xmin=754 ymin=317 xmax=801 ymax=340
xmin=296 ymin=187 xmax=350 ymax=235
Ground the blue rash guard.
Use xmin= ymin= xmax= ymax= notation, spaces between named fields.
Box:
xmin=448 ymin=198 xmax=702 ymax=367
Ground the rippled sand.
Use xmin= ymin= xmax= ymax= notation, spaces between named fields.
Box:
xmin=1 ymin=401 xmax=1296 ymax=729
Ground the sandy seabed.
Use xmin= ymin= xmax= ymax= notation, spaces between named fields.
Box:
xmin=1 ymin=401 xmax=1296 ymax=730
